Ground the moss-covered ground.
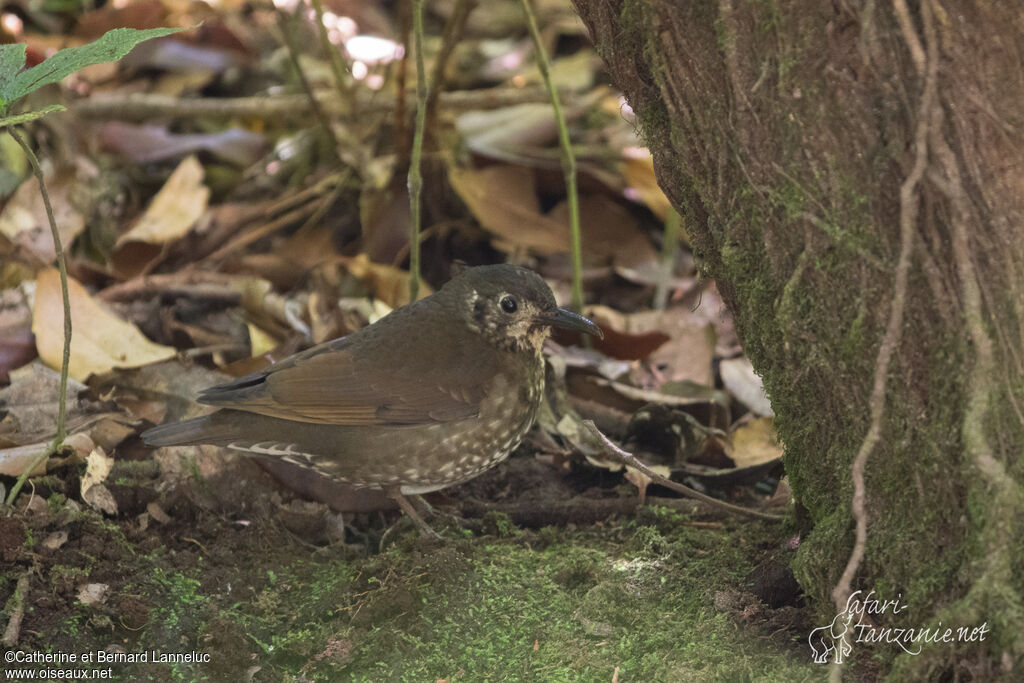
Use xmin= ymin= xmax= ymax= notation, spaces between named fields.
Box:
xmin=1 ymin=456 xmax=819 ymax=681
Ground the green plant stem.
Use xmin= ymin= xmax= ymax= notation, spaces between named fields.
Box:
xmin=308 ymin=0 xmax=355 ymax=117
xmin=6 ymin=128 xmax=71 ymax=507
xmin=0 ymin=105 xmax=67 ymax=129
xmin=520 ymin=0 xmax=583 ymax=312
xmin=407 ymin=0 xmax=429 ymax=302
xmin=277 ymin=6 xmax=341 ymax=155
xmin=654 ymin=208 xmax=681 ymax=310
xmin=425 ymin=0 xmax=475 ymax=130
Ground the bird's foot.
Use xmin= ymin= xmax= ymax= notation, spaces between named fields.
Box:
xmin=410 ymin=494 xmax=470 ymax=530
xmin=388 ymin=489 xmax=442 ymax=540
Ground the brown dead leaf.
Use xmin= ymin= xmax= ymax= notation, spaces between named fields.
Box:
xmin=341 ymin=254 xmax=431 ymax=309
xmin=548 ymin=195 xmax=657 ymax=269
xmin=111 ymin=156 xmax=209 ymax=280
xmin=621 ymin=154 xmax=675 ymax=224
xmin=0 ymin=431 xmax=93 ymax=478
xmin=677 ymin=418 xmax=783 ymax=487
xmin=116 ymin=155 xmax=209 ymax=248
xmin=449 ymin=164 xmax=570 ymax=253
xmin=75 ymin=0 xmax=167 ymax=37
xmin=601 ymin=307 xmax=715 ymax=386
xmin=729 ymin=417 xmax=783 ymax=469
xmin=0 ymin=167 xmax=85 ymax=264
xmin=0 ymin=362 xmax=90 ymax=445
xmin=0 ymin=442 xmax=51 ymax=477
xmin=88 ymin=360 xmax=226 ymax=427
xmin=564 ymin=305 xmax=669 ymax=361
xmin=360 ymin=184 xmax=411 ymax=265
xmin=0 ymin=287 xmax=35 ymax=382
xmin=624 ymin=464 xmax=672 ymax=503
xmin=33 ymin=268 xmax=176 ymax=381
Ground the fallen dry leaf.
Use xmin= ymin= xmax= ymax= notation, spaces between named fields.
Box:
xmin=621 ymin=154 xmax=674 ymax=223
xmin=116 ymin=155 xmax=209 ymax=248
xmin=456 ymin=104 xmax=557 ymax=164
xmin=359 ymin=184 xmax=410 ymax=265
xmin=0 ymin=362 xmax=90 ymax=445
xmin=449 ymin=164 xmax=570 ymax=253
xmin=98 ymin=122 xmax=264 ymax=166
xmin=80 ymin=446 xmax=118 ymax=515
xmin=76 ymin=582 xmax=111 ymax=606
xmin=341 ymin=253 xmax=432 ymax=309
xmin=0 ymin=167 xmax=85 ymax=264
xmin=729 ymin=417 xmax=783 ymax=469
xmin=570 ymin=305 xmax=669 ymax=361
xmin=33 ymin=268 xmax=176 ymax=381
xmin=720 ymin=357 xmax=774 ymax=417
xmin=548 ymin=194 xmax=657 ymax=269
xmin=0 ymin=431 xmax=93 ymax=478
xmin=0 ymin=441 xmax=52 ymax=477
xmin=1 ymin=287 xmax=38 ymax=382
xmin=247 ymin=323 xmax=278 ymax=357
xmin=603 ymin=306 xmax=716 ymax=386
xmin=111 ymin=155 xmax=210 ymax=279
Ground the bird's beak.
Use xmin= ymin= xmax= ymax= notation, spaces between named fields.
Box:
xmin=536 ymin=308 xmax=604 ymax=339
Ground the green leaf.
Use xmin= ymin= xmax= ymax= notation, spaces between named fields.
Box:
xmin=0 ymin=43 xmax=28 ymax=108
xmin=1 ymin=27 xmax=185 ymax=105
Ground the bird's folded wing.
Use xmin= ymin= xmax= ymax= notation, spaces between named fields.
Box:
xmin=196 ymin=336 xmax=493 ymax=425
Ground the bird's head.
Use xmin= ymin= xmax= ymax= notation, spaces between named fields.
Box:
xmin=441 ymin=264 xmax=603 ymax=353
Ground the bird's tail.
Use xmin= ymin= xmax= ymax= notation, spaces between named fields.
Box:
xmin=142 ymin=415 xmax=238 ymax=447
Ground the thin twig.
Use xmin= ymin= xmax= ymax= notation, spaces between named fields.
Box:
xmin=6 ymin=128 xmax=71 ymax=507
xmin=829 ymin=0 xmax=938 ymax=661
xmin=520 ymin=0 xmax=584 ymax=311
xmin=201 ymin=172 xmax=347 ymax=264
xmin=309 ymin=0 xmax=355 ymax=117
xmin=276 ymin=6 xmax=341 ymax=155
xmin=654 ymin=208 xmax=681 ymax=310
xmin=71 ymin=87 xmax=572 ymax=121
xmin=583 ymin=420 xmax=784 ymax=521
xmin=2 ymin=572 xmax=30 ymax=646
xmin=395 ymin=0 xmax=413 ymax=163
xmin=425 ymin=0 xmax=476 ymax=130
xmin=407 ymin=0 xmax=430 ymax=302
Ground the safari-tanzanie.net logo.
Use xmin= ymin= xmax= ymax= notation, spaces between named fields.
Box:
xmin=809 ymin=590 xmax=990 ymax=664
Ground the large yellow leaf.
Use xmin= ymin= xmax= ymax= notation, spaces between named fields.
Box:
xmin=32 ymin=268 xmax=175 ymax=381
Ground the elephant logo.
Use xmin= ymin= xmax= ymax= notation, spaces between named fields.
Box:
xmin=808 ymin=612 xmax=854 ymax=664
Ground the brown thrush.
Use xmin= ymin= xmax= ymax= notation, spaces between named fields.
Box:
xmin=142 ymin=264 xmax=602 ymax=535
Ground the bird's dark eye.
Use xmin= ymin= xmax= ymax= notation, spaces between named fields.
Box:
xmin=500 ymin=296 xmax=518 ymax=314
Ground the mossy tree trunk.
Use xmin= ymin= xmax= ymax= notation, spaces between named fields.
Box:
xmin=573 ymin=0 xmax=1024 ymax=676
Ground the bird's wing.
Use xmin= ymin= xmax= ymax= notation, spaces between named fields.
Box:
xmin=197 ymin=315 xmax=496 ymax=426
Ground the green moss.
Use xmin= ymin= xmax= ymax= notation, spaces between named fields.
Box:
xmin=47 ymin=492 xmax=68 ymax=513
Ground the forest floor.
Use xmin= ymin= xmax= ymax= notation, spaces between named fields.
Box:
xmin=2 ymin=453 xmax=820 ymax=681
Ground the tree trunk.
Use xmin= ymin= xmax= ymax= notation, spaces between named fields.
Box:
xmin=573 ymin=0 xmax=1024 ymax=676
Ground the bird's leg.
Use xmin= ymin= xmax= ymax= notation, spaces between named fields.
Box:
xmin=411 ymin=494 xmax=470 ymax=529
xmin=387 ymin=488 xmax=442 ymax=539
xmin=410 ymin=495 xmax=436 ymax=516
